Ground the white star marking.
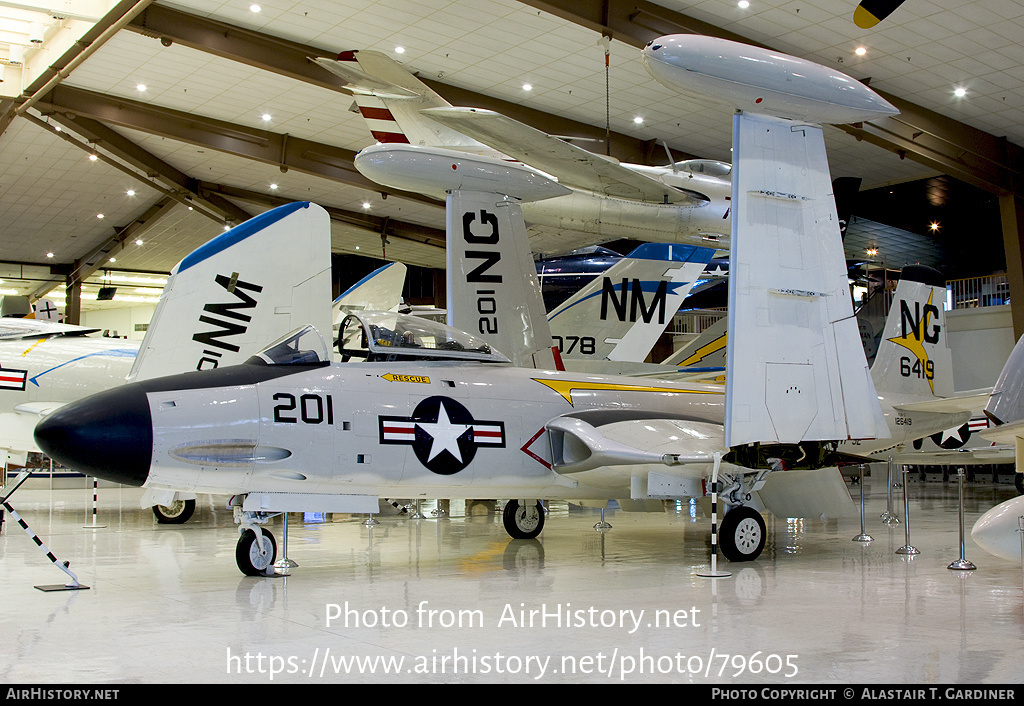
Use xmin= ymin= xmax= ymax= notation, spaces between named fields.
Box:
xmin=416 ymin=401 xmax=471 ymax=462
xmin=940 ymin=426 xmax=966 ymax=445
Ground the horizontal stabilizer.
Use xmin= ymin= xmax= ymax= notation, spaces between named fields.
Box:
xmin=312 ymin=55 xmax=420 ymax=99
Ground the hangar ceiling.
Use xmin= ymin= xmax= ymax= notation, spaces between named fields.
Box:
xmin=0 ymin=0 xmax=1020 ymax=312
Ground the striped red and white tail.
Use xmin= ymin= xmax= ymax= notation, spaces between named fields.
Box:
xmin=314 ymin=50 xmax=494 ymax=153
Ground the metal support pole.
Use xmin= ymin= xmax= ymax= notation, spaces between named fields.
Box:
xmin=698 ymin=452 xmax=730 ymax=578
xmin=895 ymin=466 xmax=919 ymax=555
xmin=411 ymin=499 xmax=425 ymax=519
xmin=948 ymin=468 xmax=976 ymax=570
xmin=853 ymin=465 xmax=873 ymax=542
xmin=274 ymin=512 xmax=298 ymax=574
xmin=362 ymin=512 xmax=379 ymax=526
xmin=881 ymin=456 xmax=898 ymax=525
xmin=83 ymin=477 xmax=106 ymax=529
xmin=594 ymin=505 xmax=612 ymax=531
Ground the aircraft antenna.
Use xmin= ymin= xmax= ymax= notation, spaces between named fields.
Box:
xmin=599 ymin=34 xmax=611 ymax=156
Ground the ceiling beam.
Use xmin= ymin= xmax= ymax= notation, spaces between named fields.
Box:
xmin=124 ymin=3 xmax=691 ymax=166
xmin=199 ymin=183 xmax=446 ymax=250
xmin=518 ymin=0 xmax=1024 ymax=198
xmin=37 ymin=84 xmax=441 ymax=208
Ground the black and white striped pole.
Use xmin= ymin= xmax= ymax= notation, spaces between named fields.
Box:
xmin=83 ymin=476 xmax=106 ymax=529
xmin=698 ymin=452 xmax=731 ymax=578
xmin=2 ymin=471 xmax=88 ymax=591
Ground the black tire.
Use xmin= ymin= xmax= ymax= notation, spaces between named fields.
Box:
xmin=235 ymin=528 xmax=277 ymax=576
xmin=502 ymin=500 xmax=545 ymax=539
xmin=153 ymin=498 xmax=196 ymax=524
xmin=1015 ymin=473 xmax=1024 ymax=495
xmin=718 ymin=506 xmax=766 ymax=562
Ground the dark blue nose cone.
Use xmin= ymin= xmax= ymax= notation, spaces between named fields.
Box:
xmin=34 ymin=384 xmax=153 ymax=486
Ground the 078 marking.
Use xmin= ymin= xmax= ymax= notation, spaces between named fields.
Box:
xmin=273 ymin=392 xmax=334 ymax=425
xmin=553 ymin=335 xmax=596 ymax=355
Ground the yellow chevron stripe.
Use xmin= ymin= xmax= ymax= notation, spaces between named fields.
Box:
xmin=532 ymin=378 xmax=722 ymax=406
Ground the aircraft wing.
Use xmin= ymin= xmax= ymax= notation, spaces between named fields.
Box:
xmin=0 ymin=319 xmax=100 ymax=339
xmin=891 ymin=390 xmax=992 ymax=415
xmin=419 ymin=107 xmax=705 ymax=205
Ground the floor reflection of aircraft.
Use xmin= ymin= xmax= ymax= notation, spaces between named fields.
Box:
xmin=2 ymin=203 xmax=332 ymax=523
xmin=315 ymin=50 xmax=732 ymax=253
xmin=36 ymin=36 xmax=904 ymax=576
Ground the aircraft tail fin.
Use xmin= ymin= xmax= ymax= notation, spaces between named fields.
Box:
xmin=446 ymin=190 xmax=551 ymax=368
xmin=315 ymin=50 xmax=486 ymax=150
xmin=662 ymin=315 xmax=727 ymax=371
xmin=869 ymin=265 xmax=953 ymax=400
xmin=333 ymin=262 xmax=408 ymax=322
xmin=128 ymin=202 xmax=333 ymax=383
xmin=725 ymin=112 xmax=888 ymax=447
xmin=546 ymin=243 xmax=716 ymax=363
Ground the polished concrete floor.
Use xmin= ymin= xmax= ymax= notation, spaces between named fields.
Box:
xmin=0 ymin=471 xmax=1021 ymax=685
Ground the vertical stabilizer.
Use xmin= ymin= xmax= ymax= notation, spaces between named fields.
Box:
xmin=128 ymin=202 xmax=333 ymax=382
xmin=314 ymin=50 xmax=489 ymax=151
xmin=546 ymin=243 xmax=715 ymax=362
xmin=446 ymin=190 xmax=551 ymax=367
xmin=869 ymin=265 xmax=954 ymax=400
xmin=725 ymin=112 xmax=888 ymax=446
xmin=333 ymin=262 xmax=408 ymax=323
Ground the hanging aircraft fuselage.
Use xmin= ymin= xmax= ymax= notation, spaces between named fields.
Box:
xmin=354 ymin=143 xmax=732 ymax=248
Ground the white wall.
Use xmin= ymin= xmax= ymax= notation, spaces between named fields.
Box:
xmin=946 ymin=305 xmax=1016 ymax=391
xmin=81 ymin=305 xmax=156 ymax=341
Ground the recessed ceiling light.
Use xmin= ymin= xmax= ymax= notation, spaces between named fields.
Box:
xmin=126 ymin=189 xmax=135 ymax=197
xmin=223 ymin=225 xmax=231 ymax=231
xmin=633 ymin=116 xmax=644 ymax=124
xmin=96 ymin=213 xmax=104 ymax=219
xmin=866 ymin=248 xmax=878 ymax=256
xmin=261 ymin=113 xmax=272 ymax=121
xmin=929 ymin=221 xmax=940 ymax=231
xmin=109 ymin=257 xmax=116 ymax=263
xmin=250 ymin=4 xmax=261 ymax=12
xmin=395 ymin=46 xmax=405 ymax=54
xmin=954 ymin=87 xmax=967 ymax=98
xmin=362 ymin=201 xmax=371 ymax=209
xmin=855 ymin=47 xmax=867 ymax=56
xmin=46 ymin=252 xmax=53 ymax=258
xmin=523 ymin=83 xmax=533 ymax=91
xmin=269 ymin=183 xmax=278 ymax=190
xmin=136 ymin=83 xmax=147 ymax=91
xmin=738 ymin=0 xmax=750 ymax=8
xmin=135 ymin=239 xmax=144 ymax=246
xmin=88 ymin=154 xmax=98 ymax=161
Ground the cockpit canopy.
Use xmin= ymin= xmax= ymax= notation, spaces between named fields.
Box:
xmin=338 ymin=311 xmax=510 ymax=364
xmin=255 ymin=325 xmax=332 ymax=366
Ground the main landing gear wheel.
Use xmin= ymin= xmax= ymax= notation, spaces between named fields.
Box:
xmin=719 ymin=506 xmax=766 ymax=562
xmin=236 ymin=528 xmax=277 ymax=576
xmin=502 ymin=500 xmax=545 ymax=539
xmin=152 ymin=498 xmax=196 ymax=524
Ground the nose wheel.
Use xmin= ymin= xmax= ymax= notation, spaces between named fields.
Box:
xmin=236 ymin=528 xmax=277 ymax=576
xmin=718 ymin=506 xmax=766 ymax=562
xmin=153 ymin=498 xmax=195 ymax=524
xmin=502 ymin=500 xmax=545 ymax=539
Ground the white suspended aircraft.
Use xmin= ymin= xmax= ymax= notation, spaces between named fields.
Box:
xmin=313 ymin=50 xmax=733 ymax=253
xmin=36 ymin=36 xmax=901 ymax=576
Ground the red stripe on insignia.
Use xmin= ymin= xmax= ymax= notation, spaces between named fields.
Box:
xmin=370 ymin=131 xmax=410 ymax=144
xmin=359 ymin=106 xmax=396 ymax=121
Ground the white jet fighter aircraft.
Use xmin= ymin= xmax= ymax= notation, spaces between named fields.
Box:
xmin=1 ymin=202 xmax=332 ymax=522
xmin=314 ymin=50 xmax=733 ymax=252
xmin=36 ymin=36 xmax=900 ymax=576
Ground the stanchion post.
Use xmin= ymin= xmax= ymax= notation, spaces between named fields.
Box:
xmin=881 ymin=456 xmax=898 ymax=525
xmin=895 ymin=465 xmax=919 ymax=556
xmin=83 ymin=476 xmax=106 ymax=529
xmin=698 ymin=452 xmax=731 ymax=579
xmin=853 ymin=465 xmax=873 ymax=542
xmin=948 ymin=468 xmax=976 ymax=570
xmin=274 ymin=512 xmax=298 ymax=574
